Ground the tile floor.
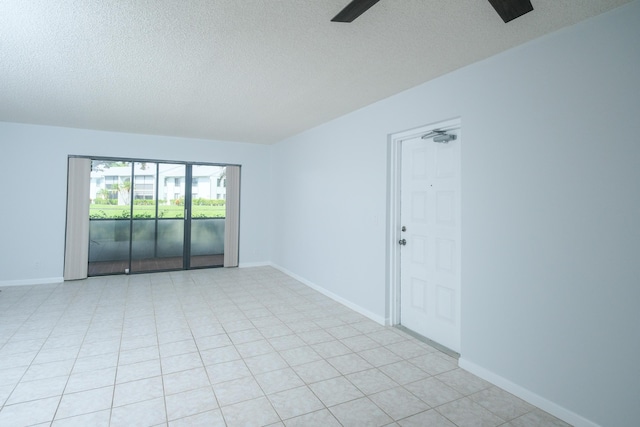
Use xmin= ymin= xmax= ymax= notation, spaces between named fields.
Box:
xmin=0 ymin=266 xmax=570 ymax=427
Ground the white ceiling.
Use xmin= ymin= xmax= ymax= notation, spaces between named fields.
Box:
xmin=0 ymin=0 xmax=630 ymax=144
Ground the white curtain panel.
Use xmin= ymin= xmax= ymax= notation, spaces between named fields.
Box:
xmin=223 ymin=165 xmax=240 ymax=267
xmin=63 ymin=157 xmax=91 ymax=280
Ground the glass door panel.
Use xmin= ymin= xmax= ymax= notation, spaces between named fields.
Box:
xmin=88 ymin=160 xmax=133 ymax=276
xmin=130 ymin=162 xmax=185 ymax=273
xmin=88 ymin=158 xmax=233 ymax=276
xmin=189 ymin=165 xmax=226 ymax=268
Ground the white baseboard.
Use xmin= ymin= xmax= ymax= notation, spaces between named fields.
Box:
xmin=238 ymin=261 xmax=271 ymax=268
xmin=0 ymin=277 xmax=64 ymax=287
xmin=458 ymin=358 xmax=600 ymax=427
xmin=270 ymin=263 xmax=386 ymax=325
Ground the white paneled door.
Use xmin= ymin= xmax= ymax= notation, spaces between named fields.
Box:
xmin=400 ymin=127 xmax=461 ymax=353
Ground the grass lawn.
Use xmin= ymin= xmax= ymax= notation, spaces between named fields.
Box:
xmin=90 ymin=204 xmax=225 ymax=219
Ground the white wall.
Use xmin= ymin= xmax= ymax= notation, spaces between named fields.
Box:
xmin=271 ymin=2 xmax=640 ymax=426
xmin=0 ymin=123 xmax=272 ymax=283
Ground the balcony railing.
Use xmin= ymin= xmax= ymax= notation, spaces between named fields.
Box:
xmin=89 ymin=218 xmax=225 ymax=263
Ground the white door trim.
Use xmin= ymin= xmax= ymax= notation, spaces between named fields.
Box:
xmin=386 ymin=118 xmax=461 ymax=336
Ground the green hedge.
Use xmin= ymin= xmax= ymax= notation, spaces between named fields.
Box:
xmin=173 ymin=198 xmax=225 ymax=206
xmin=89 ymin=204 xmax=225 ymax=219
xmin=94 ymin=198 xmax=117 ymax=205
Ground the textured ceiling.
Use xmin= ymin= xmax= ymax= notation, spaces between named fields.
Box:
xmin=0 ymin=0 xmax=631 ymax=144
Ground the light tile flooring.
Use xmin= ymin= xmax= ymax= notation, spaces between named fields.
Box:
xmin=0 ymin=266 xmax=570 ymax=427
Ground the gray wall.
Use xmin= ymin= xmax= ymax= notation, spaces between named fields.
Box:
xmin=271 ymin=2 xmax=640 ymax=426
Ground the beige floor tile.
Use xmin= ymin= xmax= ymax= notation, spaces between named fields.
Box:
xmin=72 ymin=352 xmax=119 ymax=374
xmin=221 ymin=396 xmax=280 ymax=427
xmin=404 ymin=376 xmax=464 ymax=407
xmin=278 ymin=345 xmax=322 ymax=366
xmin=504 ymin=408 xmax=572 ymax=427
xmin=78 ymin=338 xmax=121 ymax=358
xmin=268 ymin=385 xmax=324 ymax=420
xmin=309 ymin=376 xmax=364 ymax=407
xmin=161 ymin=351 xmax=204 ymax=374
xmin=168 ymin=408 xmax=226 ymax=427
xmin=0 ymin=366 xmax=28 ymax=388
xmin=0 ymin=384 xmax=13 ymax=406
xmin=386 ymin=340 xmax=435 ymax=359
xmin=160 ymin=339 xmax=199 ymax=358
xmin=195 ymin=333 xmax=232 ymax=350
xmin=51 ymin=409 xmax=111 ymax=427
xmin=65 ymin=366 xmax=116 ymax=393
xmin=228 ymin=328 xmax=264 ymax=345
xmin=378 ymin=360 xmax=430 ymax=385
xmin=436 ymin=368 xmax=493 ymax=396
xmin=311 ymin=340 xmax=351 ymax=358
xmin=296 ymin=329 xmax=334 ymax=345
xmin=329 ymin=397 xmax=393 ymax=426
xmin=56 ymin=386 xmax=114 ymax=420
xmin=436 ymin=397 xmax=505 ymax=427
xmin=200 ymin=345 xmax=241 ymax=366
xmin=367 ymin=329 xmax=407 ymax=346
xmin=20 ymin=359 xmax=75 ymax=382
xmin=408 ymin=352 xmax=458 ymax=376
xmin=469 ymin=386 xmax=534 ymax=421
xmin=157 ymin=328 xmax=193 ymax=345
xmin=117 ymin=345 xmax=160 ymax=365
xmin=347 ymin=368 xmax=399 ymax=395
xmin=267 ymin=334 xmax=306 ymax=351
xmin=326 ymin=324 xmax=361 ymax=339
xmin=244 ymin=352 xmax=289 ymax=375
xmin=340 ymin=334 xmax=380 ymax=352
xmin=284 ymin=409 xmax=342 ymax=426
xmin=165 ymin=386 xmax=218 ymax=421
xmin=163 ymin=367 xmax=210 ymax=395
xmin=292 ymin=359 xmax=341 ymax=384
xmin=110 ymin=396 xmax=167 ymax=427
xmin=259 ymin=324 xmax=295 ymax=339
xmin=369 ymin=386 xmax=431 ymax=420
xmin=213 ymin=376 xmax=264 ymax=406
xmin=113 ymin=376 xmax=164 ymax=407
xmin=206 ymin=359 xmax=252 ymax=384
xmin=116 ymin=358 xmax=162 ymax=383
xmin=0 ymin=396 xmax=60 ymax=426
xmin=6 ymin=375 xmax=67 ymax=405
xmin=32 ymin=347 xmax=79 ymax=365
xmin=236 ymin=339 xmax=275 ymax=358
xmin=398 ymin=409 xmax=456 ymax=427
xmin=327 ymin=353 xmax=374 ymax=375
xmin=358 ymin=347 xmax=404 ymax=367
xmin=255 ymin=367 xmax=305 ymax=394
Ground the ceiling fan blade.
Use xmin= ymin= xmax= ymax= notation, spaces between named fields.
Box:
xmin=331 ymin=0 xmax=381 ymax=23
xmin=487 ymin=0 xmax=533 ymax=23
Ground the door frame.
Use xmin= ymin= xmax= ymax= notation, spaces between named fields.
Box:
xmin=81 ymin=155 xmax=239 ymax=276
xmin=386 ymin=118 xmax=462 ymax=338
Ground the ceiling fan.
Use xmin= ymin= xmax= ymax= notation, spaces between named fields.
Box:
xmin=331 ymin=0 xmax=534 ymax=23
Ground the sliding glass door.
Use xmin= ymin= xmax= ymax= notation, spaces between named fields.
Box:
xmin=87 ymin=159 xmax=233 ymax=276
xmin=189 ymin=165 xmax=226 ymax=268
xmin=88 ymin=160 xmax=133 ymax=275
xmin=130 ymin=162 xmax=186 ymax=273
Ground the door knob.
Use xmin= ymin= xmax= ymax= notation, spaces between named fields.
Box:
xmin=399 ymin=239 xmax=407 ymax=246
